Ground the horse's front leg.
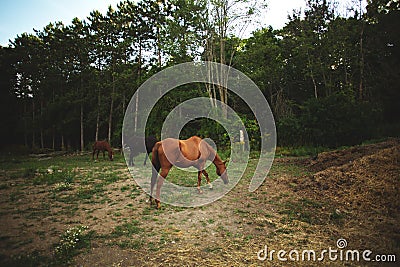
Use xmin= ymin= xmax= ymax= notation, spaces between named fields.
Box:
xmin=197 ymin=171 xmax=203 ymax=194
xmin=202 ymin=170 xmax=213 ymax=190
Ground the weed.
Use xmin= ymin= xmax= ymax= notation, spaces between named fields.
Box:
xmin=32 ymin=169 xmax=75 ymax=186
xmin=54 ymin=225 xmax=92 ymax=260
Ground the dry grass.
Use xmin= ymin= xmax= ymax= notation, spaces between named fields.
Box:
xmin=0 ymin=139 xmax=399 ymax=266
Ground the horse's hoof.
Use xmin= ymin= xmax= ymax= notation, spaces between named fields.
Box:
xmin=197 ymin=189 xmax=203 ymax=194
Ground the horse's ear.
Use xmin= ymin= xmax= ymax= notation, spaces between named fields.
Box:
xmin=223 ymin=159 xmax=229 ymax=165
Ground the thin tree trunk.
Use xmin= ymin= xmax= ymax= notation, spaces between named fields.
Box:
xmin=52 ymin=127 xmax=55 ymax=150
xmin=95 ymin=86 xmax=101 ymax=142
xmin=40 ymin=99 xmax=44 ymax=149
xmin=32 ymin=99 xmax=36 ymax=149
xmin=205 ymin=37 xmax=217 ymax=108
xmin=359 ymin=21 xmax=365 ymax=100
xmin=61 ymin=135 xmax=65 ymax=151
xmin=307 ymin=55 xmax=318 ymax=99
xmin=80 ymin=103 xmax=84 ymax=152
xmin=218 ymin=1 xmax=228 ymax=117
xmin=108 ymin=72 xmax=115 ymax=144
xmin=24 ymin=101 xmax=28 ymax=148
xmin=138 ymin=38 xmax=142 ymax=78
xmin=134 ymin=92 xmax=139 ymax=133
xmin=134 ymin=39 xmax=142 ymax=135
xmin=79 ymin=72 xmax=85 ymax=152
xmin=156 ymin=26 xmax=162 ymax=69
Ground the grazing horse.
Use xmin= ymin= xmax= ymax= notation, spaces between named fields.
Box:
xmin=124 ymin=136 xmax=158 ymax=166
xmin=92 ymin=140 xmax=113 ymax=161
xmin=150 ymin=136 xmax=229 ymax=209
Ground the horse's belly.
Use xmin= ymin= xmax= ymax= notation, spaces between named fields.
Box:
xmin=174 ymin=156 xmax=204 ymax=169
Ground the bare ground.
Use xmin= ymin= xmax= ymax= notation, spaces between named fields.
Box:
xmin=0 ymin=139 xmax=399 ymax=266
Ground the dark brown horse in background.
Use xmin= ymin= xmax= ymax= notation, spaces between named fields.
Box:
xmin=150 ymin=136 xmax=229 ymax=209
xmin=124 ymin=136 xmax=157 ymax=166
xmin=92 ymin=140 xmax=113 ymax=161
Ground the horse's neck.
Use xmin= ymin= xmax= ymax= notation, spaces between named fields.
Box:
xmin=212 ymin=152 xmax=224 ymax=168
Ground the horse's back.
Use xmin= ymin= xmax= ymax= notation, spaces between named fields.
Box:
xmin=126 ymin=136 xmax=157 ymax=153
xmin=94 ymin=140 xmax=110 ymax=150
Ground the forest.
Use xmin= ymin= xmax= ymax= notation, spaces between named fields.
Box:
xmin=0 ymin=0 xmax=399 ymax=152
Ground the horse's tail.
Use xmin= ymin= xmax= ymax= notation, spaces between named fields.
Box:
xmin=150 ymin=142 xmax=161 ymax=195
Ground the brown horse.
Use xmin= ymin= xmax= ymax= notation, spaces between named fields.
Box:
xmin=92 ymin=140 xmax=113 ymax=161
xmin=150 ymin=136 xmax=228 ymax=209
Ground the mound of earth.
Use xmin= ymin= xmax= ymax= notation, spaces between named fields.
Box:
xmin=295 ymin=138 xmax=400 ymax=253
xmin=308 ymin=138 xmax=399 ymax=172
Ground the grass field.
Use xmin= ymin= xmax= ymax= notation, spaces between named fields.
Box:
xmin=0 ymin=140 xmax=399 ymax=266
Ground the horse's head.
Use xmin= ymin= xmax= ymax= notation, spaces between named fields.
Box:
xmin=216 ymin=160 xmax=229 ymax=184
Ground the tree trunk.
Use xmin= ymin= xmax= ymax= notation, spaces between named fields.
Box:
xmin=108 ymin=73 xmax=115 ymax=144
xmin=134 ymin=92 xmax=139 ymax=133
xmin=32 ymin=99 xmax=36 ymax=149
xmin=95 ymin=86 xmax=101 ymax=142
xmin=80 ymin=103 xmax=84 ymax=152
xmin=359 ymin=21 xmax=365 ymax=101
xmin=157 ymin=27 xmax=162 ymax=69
xmin=40 ymin=99 xmax=44 ymax=149
xmin=52 ymin=127 xmax=55 ymax=150
xmin=24 ymin=102 xmax=28 ymax=148
xmin=61 ymin=135 xmax=65 ymax=151
xmin=138 ymin=38 xmax=142 ymax=78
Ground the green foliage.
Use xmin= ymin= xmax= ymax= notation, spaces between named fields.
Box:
xmin=278 ymin=90 xmax=381 ymax=147
xmin=0 ymin=0 xmax=399 ymax=151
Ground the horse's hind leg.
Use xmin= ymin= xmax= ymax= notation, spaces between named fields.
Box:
xmin=197 ymin=171 xmax=203 ymax=194
xmin=143 ymin=153 xmax=148 ymax=165
xmin=96 ymin=150 xmax=100 ymax=160
xmin=150 ymin=165 xmax=160 ymax=206
xmin=155 ymin=168 xmax=169 ymax=209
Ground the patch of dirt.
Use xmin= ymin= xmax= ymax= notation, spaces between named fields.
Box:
xmin=0 ymin=139 xmax=399 ymax=266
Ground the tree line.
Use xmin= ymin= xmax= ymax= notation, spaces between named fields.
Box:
xmin=0 ymin=0 xmax=399 ymax=152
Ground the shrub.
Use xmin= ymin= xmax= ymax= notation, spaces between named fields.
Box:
xmin=277 ymin=90 xmax=382 ymax=147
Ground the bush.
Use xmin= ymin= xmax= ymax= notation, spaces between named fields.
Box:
xmin=277 ymin=91 xmax=382 ymax=147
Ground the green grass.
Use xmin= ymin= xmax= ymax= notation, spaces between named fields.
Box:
xmin=275 ymin=146 xmax=328 ymax=157
xmin=111 ymin=220 xmax=142 ymax=237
